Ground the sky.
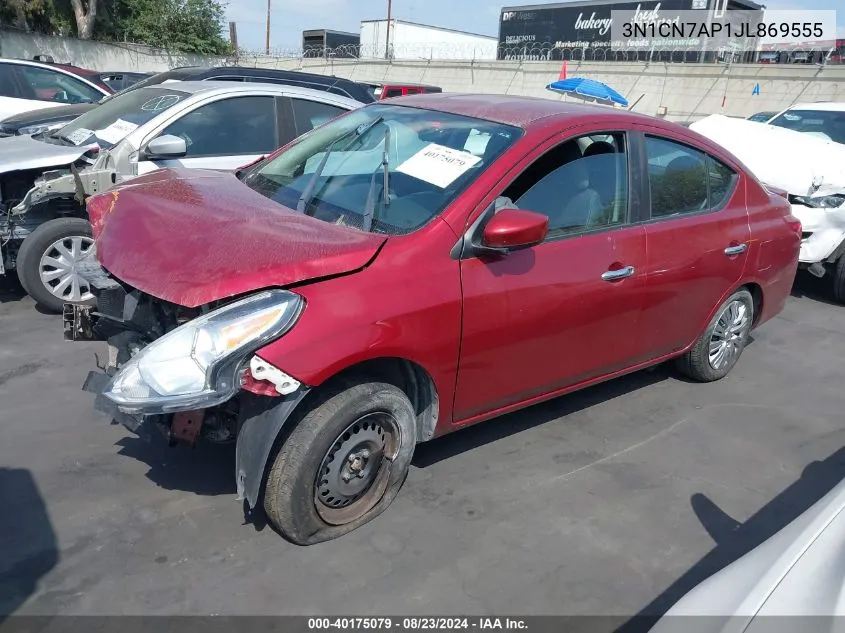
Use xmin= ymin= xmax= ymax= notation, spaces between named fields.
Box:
xmin=224 ymin=0 xmax=843 ymax=52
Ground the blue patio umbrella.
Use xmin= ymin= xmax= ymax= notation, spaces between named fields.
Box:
xmin=546 ymin=77 xmax=629 ymax=108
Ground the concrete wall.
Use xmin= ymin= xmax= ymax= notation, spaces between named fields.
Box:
xmin=244 ymin=56 xmax=845 ymax=121
xmin=3 ymin=28 xmax=843 ymax=121
xmin=0 ymin=29 xmax=223 ymax=72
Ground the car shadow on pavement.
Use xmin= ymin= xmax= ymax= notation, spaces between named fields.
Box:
xmin=115 ymin=433 xmax=236 ymax=496
xmin=0 ymin=468 xmax=58 ymax=618
xmin=615 ymin=443 xmax=845 ymax=633
xmin=791 ymin=270 xmax=840 ymax=307
xmin=413 ymin=364 xmax=673 ymax=468
xmin=0 ymin=277 xmax=26 ymax=304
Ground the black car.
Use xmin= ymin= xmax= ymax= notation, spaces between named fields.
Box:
xmin=97 ymin=71 xmax=152 ymax=92
xmin=0 ymin=66 xmax=375 ymax=136
xmin=110 ymin=66 xmax=377 ymax=103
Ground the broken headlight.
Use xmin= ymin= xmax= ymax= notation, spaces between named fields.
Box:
xmin=789 ymin=194 xmax=845 ymax=209
xmin=104 ymin=289 xmax=303 ymax=413
xmin=18 ymin=122 xmax=66 ymax=136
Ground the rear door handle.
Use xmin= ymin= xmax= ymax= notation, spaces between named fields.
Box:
xmin=601 ymin=266 xmax=635 ymax=281
xmin=724 ymin=244 xmax=748 ymax=256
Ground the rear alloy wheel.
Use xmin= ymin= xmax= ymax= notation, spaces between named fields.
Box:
xmin=676 ymin=289 xmax=753 ymax=382
xmin=16 ymin=217 xmax=95 ymax=313
xmin=263 ymin=381 xmax=416 ymax=545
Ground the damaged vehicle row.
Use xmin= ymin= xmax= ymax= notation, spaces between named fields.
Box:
xmin=0 ymin=82 xmax=361 ymax=311
xmin=63 ymin=94 xmax=800 ymax=545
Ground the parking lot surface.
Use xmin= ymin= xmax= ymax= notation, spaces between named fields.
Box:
xmin=2 ymin=274 xmax=844 ymax=618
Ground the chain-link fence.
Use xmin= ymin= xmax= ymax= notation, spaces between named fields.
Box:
xmin=237 ymin=40 xmax=843 ymax=65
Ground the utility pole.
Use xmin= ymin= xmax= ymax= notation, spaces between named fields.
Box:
xmin=385 ymin=0 xmax=392 ymax=59
xmin=265 ymin=0 xmax=271 ymax=55
xmin=229 ymin=21 xmax=238 ymax=53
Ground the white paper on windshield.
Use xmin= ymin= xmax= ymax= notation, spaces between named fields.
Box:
xmin=65 ymin=127 xmax=94 ymax=146
xmin=93 ymin=118 xmax=139 ymax=145
xmin=395 ymin=143 xmax=482 ymax=188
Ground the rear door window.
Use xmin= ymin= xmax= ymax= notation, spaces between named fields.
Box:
xmin=645 ymin=135 xmax=738 ymax=219
xmin=290 ymin=98 xmax=347 ymax=136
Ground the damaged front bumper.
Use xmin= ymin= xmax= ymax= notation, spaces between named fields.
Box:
xmin=791 ymin=203 xmax=845 ymax=265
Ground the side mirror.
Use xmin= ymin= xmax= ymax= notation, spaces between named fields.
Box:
xmin=480 ymin=208 xmax=549 ymax=252
xmin=143 ymin=134 xmax=187 ymax=159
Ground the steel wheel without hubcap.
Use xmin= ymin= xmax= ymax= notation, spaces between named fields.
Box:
xmin=314 ymin=412 xmax=400 ymax=526
xmin=708 ymin=299 xmax=750 ymax=370
xmin=39 ymin=235 xmax=95 ymax=303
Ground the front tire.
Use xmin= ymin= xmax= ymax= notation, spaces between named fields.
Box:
xmin=16 ymin=217 xmax=94 ymax=313
xmin=676 ymin=289 xmax=753 ymax=382
xmin=833 ymin=256 xmax=845 ymax=304
xmin=263 ymin=381 xmax=416 ymax=545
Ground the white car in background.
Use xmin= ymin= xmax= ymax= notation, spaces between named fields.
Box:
xmin=650 ymin=475 xmax=845 ymax=630
xmin=0 ymin=57 xmax=111 ymax=120
xmin=690 ymin=113 xmax=845 ymax=303
xmin=0 ymin=81 xmax=362 ymax=311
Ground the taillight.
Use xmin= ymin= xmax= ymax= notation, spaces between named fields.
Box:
xmin=785 ymin=214 xmax=802 ymax=238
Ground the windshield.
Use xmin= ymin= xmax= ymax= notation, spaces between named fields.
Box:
xmin=242 ymin=104 xmax=522 ymax=235
xmin=769 ymin=109 xmax=845 ymax=144
xmin=99 ymin=67 xmax=197 ymax=103
xmin=55 ymin=87 xmax=191 ymax=149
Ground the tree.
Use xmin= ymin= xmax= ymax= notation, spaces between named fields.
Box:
xmin=106 ymin=0 xmax=230 ymax=54
xmin=2 ymin=0 xmax=230 ymax=54
xmin=70 ymin=0 xmax=96 ymax=38
xmin=0 ymin=0 xmax=71 ymax=34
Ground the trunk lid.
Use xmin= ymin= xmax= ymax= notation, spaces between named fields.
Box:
xmin=90 ymin=168 xmax=387 ymax=307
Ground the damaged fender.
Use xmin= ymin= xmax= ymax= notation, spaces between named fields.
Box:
xmin=236 ymin=388 xmax=311 ymax=509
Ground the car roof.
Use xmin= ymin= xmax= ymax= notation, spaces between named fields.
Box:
xmin=145 ymin=80 xmax=362 ymax=105
xmin=0 ymin=57 xmax=112 ymax=93
xmin=388 ymin=92 xmax=657 ymax=128
xmin=787 ymin=102 xmax=845 ymax=112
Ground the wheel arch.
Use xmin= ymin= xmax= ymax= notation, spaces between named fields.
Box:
xmin=684 ymin=281 xmax=763 ymax=355
xmin=306 ymin=356 xmax=440 ymax=444
xmin=236 ymin=355 xmax=440 ymax=513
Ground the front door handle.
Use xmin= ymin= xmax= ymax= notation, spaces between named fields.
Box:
xmin=724 ymin=243 xmax=748 ymax=256
xmin=601 ymin=266 xmax=635 ymax=281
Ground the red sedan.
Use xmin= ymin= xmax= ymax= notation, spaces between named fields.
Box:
xmin=66 ymin=94 xmax=801 ymax=545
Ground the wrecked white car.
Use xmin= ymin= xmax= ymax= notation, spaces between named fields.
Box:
xmin=0 ymin=81 xmax=361 ymax=311
xmin=690 ymin=114 xmax=845 ymax=302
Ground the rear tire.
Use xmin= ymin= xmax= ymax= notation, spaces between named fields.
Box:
xmin=263 ymin=381 xmax=416 ymax=545
xmin=833 ymin=257 xmax=845 ymax=304
xmin=676 ymin=289 xmax=753 ymax=382
xmin=16 ymin=217 xmax=94 ymax=313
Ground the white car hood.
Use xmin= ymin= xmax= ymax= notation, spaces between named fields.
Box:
xmin=0 ymin=133 xmax=93 ymax=174
xmin=689 ymin=115 xmax=845 ymax=198
xmin=651 ymin=477 xmax=845 ymax=628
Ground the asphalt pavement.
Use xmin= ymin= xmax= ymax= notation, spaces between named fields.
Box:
xmin=1 ymin=273 xmax=844 ymax=618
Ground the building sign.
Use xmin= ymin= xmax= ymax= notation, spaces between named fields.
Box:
xmin=498 ymin=0 xmax=710 ymax=59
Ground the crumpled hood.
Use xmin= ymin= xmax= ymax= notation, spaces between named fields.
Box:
xmin=0 ymin=133 xmax=95 ymax=174
xmin=689 ymin=114 xmax=845 ymax=197
xmin=90 ymin=168 xmax=387 ymax=308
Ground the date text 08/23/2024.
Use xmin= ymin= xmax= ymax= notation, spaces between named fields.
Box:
xmin=307 ymin=618 xmax=528 ymax=630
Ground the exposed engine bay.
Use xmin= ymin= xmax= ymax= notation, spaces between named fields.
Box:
xmin=63 ymin=257 xmax=242 ymax=447
xmin=0 ymin=143 xmax=107 ymax=275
